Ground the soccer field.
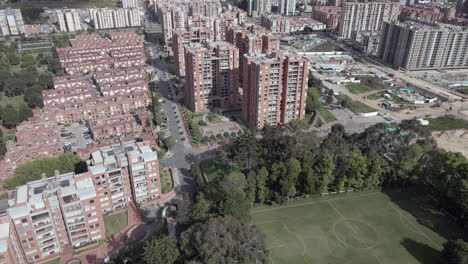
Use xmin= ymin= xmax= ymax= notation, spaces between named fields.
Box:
xmin=251 ymin=190 xmax=460 ymax=264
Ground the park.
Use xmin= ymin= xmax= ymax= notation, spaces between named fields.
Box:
xmin=251 ymin=190 xmax=462 ymax=264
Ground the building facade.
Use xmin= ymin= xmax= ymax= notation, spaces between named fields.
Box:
xmin=378 ymin=21 xmax=468 ymax=70
xmin=185 ymin=41 xmax=239 ymax=112
xmin=338 ymin=1 xmax=399 ymax=39
xmin=279 ymin=0 xmax=297 ymax=16
xmin=56 ymin=9 xmax=82 ymax=32
xmin=311 ymin=6 xmax=341 ymax=30
xmin=242 ymin=52 xmax=309 ymax=129
xmin=90 ymin=8 xmax=141 ymax=29
xmin=0 ymin=8 xmax=25 ymax=36
xmin=0 ymin=140 xmax=161 ymax=264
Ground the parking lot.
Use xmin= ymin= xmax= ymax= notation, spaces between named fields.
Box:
xmin=59 ymin=122 xmax=93 ymax=152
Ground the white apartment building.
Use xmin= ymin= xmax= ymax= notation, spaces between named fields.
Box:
xmin=248 ymin=0 xmax=272 ymax=17
xmin=122 ymin=0 xmax=139 ymax=8
xmin=56 ymin=9 xmax=82 ymax=32
xmin=90 ymin=8 xmax=141 ymax=29
xmin=0 ymin=8 xmax=25 ymax=36
xmin=279 ymin=0 xmax=297 ymax=16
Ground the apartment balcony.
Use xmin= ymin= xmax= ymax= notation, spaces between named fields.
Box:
xmin=69 ymin=223 xmax=86 ymax=232
xmin=71 ymin=229 xmax=88 ymax=238
xmin=67 ymin=217 xmax=85 ymax=225
xmin=110 ymin=177 xmax=123 ymax=184
xmin=111 ymin=192 xmax=125 ymax=200
xmin=42 ymin=244 xmax=58 ymax=252
xmin=72 ymin=235 xmax=89 ymax=244
xmin=64 ymin=204 xmax=82 ymax=213
xmin=31 ymin=212 xmax=50 ymax=223
xmin=132 ymin=175 xmax=146 ymax=183
xmin=37 ymin=232 xmax=54 ymax=242
xmin=36 ymin=226 xmax=54 ymax=235
xmin=40 ymin=238 xmax=55 ymax=247
xmin=33 ymin=220 xmax=52 ymax=229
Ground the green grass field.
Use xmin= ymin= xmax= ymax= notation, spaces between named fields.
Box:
xmin=426 ymin=115 xmax=468 ymax=131
xmin=307 ymin=41 xmax=342 ymax=52
xmin=202 ymin=160 xmax=235 ymax=183
xmin=104 ymin=211 xmax=128 ymax=239
xmin=252 ymin=190 xmax=460 ymax=264
xmin=317 ymin=105 xmax=336 ymax=122
xmin=347 ymin=83 xmax=374 ymax=94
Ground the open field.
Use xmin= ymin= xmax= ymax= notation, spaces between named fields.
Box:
xmin=426 ymin=115 xmax=468 ymax=131
xmin=0 ymin=0 xmax=118 ymax=9
xmin=307 ymin=41 xmax=342 ymax=52
xmin=161 ymin=170 xmax=173 ymax=194
xmin=252 ymin=190 xmax=462 ymax=264
xmin=317 ymin=105 xmax=336 ymax=122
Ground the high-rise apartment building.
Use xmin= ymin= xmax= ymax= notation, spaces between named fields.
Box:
xmin=248 ymin=0 xmax=272 ymax=17
xmin=56 ymin=9 xmax=82 ymax=32
xmin=0 ymin=8 xmax=25 ymax=36
xmin=0 ymin=140 xmax=160 ymax=263
xmin=122 ymin=0 xmax=139 ymax=8
xmin=378 ymin=21 xmax=468 ymax=70
xmin=242 ymin=52 xmax=309 ymax=129
xmin=185 ymin=41 xmax=239 ymax=112
xmin=90 ymin=8 xmax=141 ymax=29
xmin=159 ymin=5 xmax=186 ymax=49
xmin=456 ymin=0 xmax=468 ymax=16
xmin=338 ymin=1 xmax=399 ymax=39
xmin=172 ymin=27 xmax=213 ymax=77
xmin=279 ymin=0 xmax=297 ymax=16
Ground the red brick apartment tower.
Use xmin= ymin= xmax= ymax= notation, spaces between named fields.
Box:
xmin=184 ymin=41 xmax=239 ymax=112
xmin=242 ymin=52 xmax=308 ymax=129
xmin=172 ymin=28 xmax=213 ymax=77
xmin=0 ymin=216 xmax=27 ymax=264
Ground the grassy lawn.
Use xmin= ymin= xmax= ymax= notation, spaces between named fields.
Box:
xmin=307 ymin=41 xmax=342 ymax=52
xmin=0 ymin=92 xmax=29 ymax=112
xmin=346 ymin=83 xmax=374 ymax=94
xmin=42 ymin=257 xmax=60 ymax=264
xmin=317 ymin=105 xmax=336 ymax=122
xmin=347 ymin=101 xmax=378 ymax=114
xmin=202 ymin=160 xmax=235 ymax=183
xmin=456 ymin=87 xmax=468 ymax=95
xmin=251 ymin=190 xmax=460 ymax=264
xmin=161 ymin=170 xmax=173 ymax=194
xmin=104 ymin=211 xmax=128 ymax=239
xmin=1 ymin=0 xmax=118 ymax=9
xmin=366 ymin=90 xmax=387 ymax=100
xmin=426 ymin=115 xmax=468 ymax=131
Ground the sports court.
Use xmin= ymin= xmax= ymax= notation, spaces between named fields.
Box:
xmin=251 ymin=190 xmax=460 ymax=264
xmin=199 ymin=122 xmax=241 ymax=137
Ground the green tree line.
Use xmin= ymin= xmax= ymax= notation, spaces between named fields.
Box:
xmin=3 ymin=153 xmax=87 ymax=189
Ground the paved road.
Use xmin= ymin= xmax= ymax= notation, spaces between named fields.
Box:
xmin=147 ymin=44 xmax=218 ymax=198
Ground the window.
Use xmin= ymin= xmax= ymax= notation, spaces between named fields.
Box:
xmin=90 ymin=200 xmax=94 ymax=204
xmin=22 ymin=219 xmax=27 ymax=223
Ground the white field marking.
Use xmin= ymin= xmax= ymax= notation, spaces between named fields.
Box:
xmin=251 ymin=192 xmax=380 ymax=214
xmin=388 ymin=202 xmax=442 ymax=250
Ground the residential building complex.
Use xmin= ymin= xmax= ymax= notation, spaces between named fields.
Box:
xmin=0 ymin=140 xmax=160 ymax=263
xmin=399 ymin=5 xmax=456 ymax=23
xmin=261 ymin=14 xmax=324 ymax=33
xmin=378 ymin=21 xmax=468 ymax=70
xmin=248 ymin=0 xmax=272 ymax=17
xmin=456 ymin=0 xmax=468 ymax=16
xmin=56 ymin=32 xmax=145 ymax=74
xmin=185 ymin=41 xmax=239 ymax=112
xmin=279 ymin=0 xmax=297 ymax=16
xmin=311 ymin=6 xmax=341 ymax=30
xmin=122 ymin=0 xmax=139 ymax=8
xmin=89 ymin=8 xmax=141 ymax=29
xmin=242 ymin=52 xmax=309 ymax=129
xmin=55 ymin=8 xmax=83 ymax=32
xmin=172 ymin=27 xmax=213 ymax=77
xmin=338 ymin=1 xmax=399 ymax=39
xmin=0 ymin=8 xmax=25 ymax=36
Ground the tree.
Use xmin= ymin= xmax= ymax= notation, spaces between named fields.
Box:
xmin=393 ymin=144 xmax=424 ymax=186
xmin=143 ymin=234 xmax=180 ymax=264
xmin=326 ymin=94 xmax=333 ymax=105
xmin=4 ymin=153 xmax=85 ymax=190
xmin=231 ymin=130 xmax=259 ymax=170
xmin=163 ymin=136 xmax=176 ymax=149
xmin=1 ymin=104 xmax=18 ymax=128
xmin=345 ymin=149 xmax=368 ymax=190
xmin=442 ymin=239 xmax=468 ymax=264
xmin=366 ymin=152 xmax=388 ymax=189
xmin=180 ymin=216 xmax=267 ymax=264
xmin=246 ymin=170 xmax=257 ymax=205
xmin=314 ymin=150 xmax=335 ymax=192
xmin=279 ymin=158 xmax=301 ymax=197
xmin=18 ymin=103 xmax=33 ymax=123
xmin=256 ymin=167 xmax=269 ymax=203
xmin=21 ymin=53 xmax=35 ymax=68
xmin=302 ymin=167 xmax=319 ymax=194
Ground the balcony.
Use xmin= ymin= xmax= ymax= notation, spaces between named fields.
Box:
xmin=34 ymin=220 xmax=52 ymax=229
xmin=42 ymin=244 xmax=57 ymax=252
xmin=40 ymin=238 xmax=55 ymax=247
xmin=71 ymin=229 xmax=88 ymax=238
xmin=67 ymin=217 xmax=85 ymax=224
xmin=69 ymin=223 xmax=86 ymax=232
xmin=72 ymin=234 xmax=89 ymax=244
xmin=36 ymin=226 xmax=54 ymax=235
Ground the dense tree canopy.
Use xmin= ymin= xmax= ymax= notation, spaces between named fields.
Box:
xmin=143 ymin=234 xmax=180 ymax=264
xmin=180 ymin=216 xmax=267 ymax=264
xmin=4 ymin=153 xmax=87 ymax=189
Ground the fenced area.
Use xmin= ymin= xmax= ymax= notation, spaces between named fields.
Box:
xmin=20 ymin=41 xmax=54 ymax=55
xmin=251 ymin=190 xmax=462 ymax=264
xmin=199 ymin=122 xmax=242 ymax=138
